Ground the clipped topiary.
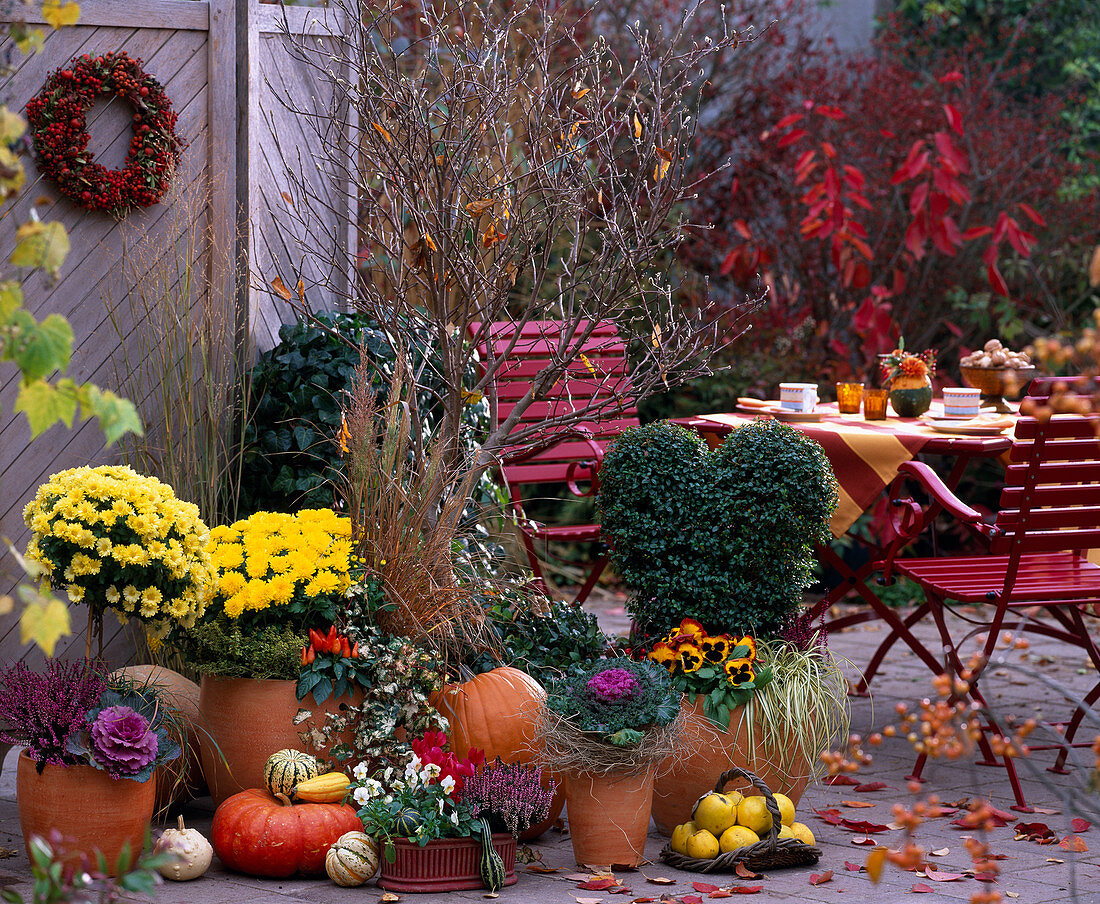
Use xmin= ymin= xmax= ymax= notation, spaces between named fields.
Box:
xmin=597 ymin=419 xmax=837 ymax=638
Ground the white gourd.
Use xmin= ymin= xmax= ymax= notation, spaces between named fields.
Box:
xmin=153 ymin=815 xmax=213 ymax=881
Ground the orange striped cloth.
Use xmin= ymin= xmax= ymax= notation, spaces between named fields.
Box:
xmin=695 ymin=410 xmax=1005 ymax=536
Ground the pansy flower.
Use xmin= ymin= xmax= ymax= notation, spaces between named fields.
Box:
xmin=677 ymin=642 xmax=705 ymax=673
xmin=699 ymin=634 xmax=732 ymax=664
xmin=648 ymin=642 xmax=679 ymax=674
xmin=724 ymin=657 xmax=755 ymax=686
xmin=730 ymin=635 xmax=757 ymax=663
xmin=677 ymin=618 xmax=706 ymax=641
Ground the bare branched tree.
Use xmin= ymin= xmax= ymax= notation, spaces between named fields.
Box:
xmin=267 ymin=0 xmax=762 ymax=522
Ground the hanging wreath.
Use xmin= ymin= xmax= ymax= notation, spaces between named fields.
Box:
xmin=25 ymin=51 xmax=184 ymax=216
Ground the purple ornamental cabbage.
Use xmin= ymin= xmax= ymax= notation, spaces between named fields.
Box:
xmin=90 ymin=706 xmax=158 ymax=777
xmin=585 ymin=667 xmax=640 ymax=703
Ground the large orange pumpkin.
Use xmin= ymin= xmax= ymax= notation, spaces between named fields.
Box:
xmin=430 ymin=666 xmax=563 ymax=839
xmin=210 ymin=789 xmax=362 ymax=877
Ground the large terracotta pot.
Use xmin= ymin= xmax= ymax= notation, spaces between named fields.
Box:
xmin=16 ymin=751 xmax=155 ymax=876
xmin=378 ymin=833 xmax=517 ymax=893
xmin=198 ymin=676 xmax=363 ymax=805
xmin=651 ymin=696 xmax=811 ymax=836
xmin=563 ymin=766 xmax=656 ymax=868
xmin=430 ymin=666 xmax=564 ymax=841
xmin=111 ymin=665 xmax=206 ymax=810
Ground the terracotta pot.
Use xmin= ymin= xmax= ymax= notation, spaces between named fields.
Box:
xmin=16 ymin=751 xmax=155 ymax=876
xmin=430 ymin=667 xmax=563 ymax=841
xmin=377 ymin=833 xmax=517 ymax=893
xmin=651 ymin=696 xmax=811 ymax=836
xmin=111 ymin=665 xmax=206 ymax=810
xmin=198 ymin=676 xmax=363 ymax=806
xmin=563 ymin=766 xmax=655 ymax=868
xmin=889 ymin=374 xmax=933 ymax=417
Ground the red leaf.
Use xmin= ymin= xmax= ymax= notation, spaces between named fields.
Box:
xmin=905 ymin=217 xmax=928 ymax=260
xmin=824 ymin=775 xmax=859 ymax=787
xmin=775 ymin=112 xmax=804 ymax=131
xmin=1016 ymin=821 xmax=1055 ymax=841
xmin=851 ymin=836 xmax=878 ymax=845
xmin=734 ymin=863 xmax=760 ymax=880
xmin=733 ymin=219 xmax=752 ymax=240
xmin=632 ymin=899 xmax=657 ymax=903
xmin=925 ymin=867 xmax=965 ymax=881
xmin=1072 ymin=818 xmax=1091 ymax=833
xmin=962 ymin=225 xmax=993 ymax=241
xmin=693 ymin=883 xmax=720 ymax=894
xmin=912 ymin=883 xmax=934 ymax=893
xmin=840 ymin=818 xmax=891 ymax=834
xmin=987 ymin=262 xmax=1009 ymax=297
xmin=708 ymin=893 xmax=732 ymax=900
xmin=729 ymin=888 xmax=762 ymax=895
xmin=844 ymin=861 xmax=864 ymax=871
xmin=938 ymin=70 xmax=963 ymax=85
xmin=816 ymin=105 xmax=846 ymax=120
xmin=777 ymin=128 xmax=807 ymax=148
xmin=578 ymin=879 xmax=619 ymax=890
xmin=842 ymin=800 xmax=877 ymax=808
xmin=809 ymin=871 xmax=834 ymax=886
xmin=682 ymin=897 xmax=704 ymax=904
xmin=943 ymin=103 xmax=963 ymax=135
xmin=1060 ymin=835 xmax=1089 ymax=852
xmin=908 ymin=181 xmax=930 ymax=217
xmin=813 ymin=808 xmax=843 ymax=825
xmin=1017 ymin=201 xmax=1046 ymax=227
xmin=855 ymin=782 xmax=894 ymax=792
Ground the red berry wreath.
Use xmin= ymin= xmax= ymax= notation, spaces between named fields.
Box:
xmin=25 ymin=51 xmax=184 ymax=216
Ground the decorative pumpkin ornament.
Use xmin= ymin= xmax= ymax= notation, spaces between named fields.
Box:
xmin=325 ymin=831 xmax=379 ymax=887
xmin=152 ymin=815 xmax=212 ymax=881
xmin=210 ymin=789 xmax=362 ymax=877
xmin=478 ymin=818 xmax=506 ymax=893
xmin=293 ymin=771 xmax=351 ymax=803
xmin=264 ymin=749 xmax=320 ymax=797
xmin=393 ymin=808 xmax=423 ymax=837
xmin=25 ymin=51 xmax=183 ymax=216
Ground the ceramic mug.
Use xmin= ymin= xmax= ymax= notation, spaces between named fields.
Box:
xmin=942 ymin=387 xmax=981 ymax=418
xmin=779 ymin=382 xmax=818 ymax=412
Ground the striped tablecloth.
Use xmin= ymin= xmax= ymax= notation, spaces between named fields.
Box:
xmin=691 ymin=408 xmax=1013 ymax=537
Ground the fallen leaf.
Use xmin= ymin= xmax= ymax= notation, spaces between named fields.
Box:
xmin=824 ymin=774 xmax=860 ymax=786
xmin=578 ymin=880 xmax=619 ymax=891
xmin=1006 ymin=892 xmax=1020 ymax=898
xmin=842 ymin=800 xmax=877 ymax=808
xmin=632 ymin=899 xmax=657 ymax=903
xmin=681 ymin=896 xmax=703 ymax=904
xmin=643 ymin=875 xmax=675 ymax=885
xmin=728 ymin=888 xmax=762 ymax=895
xmin=484 ymin=895 xmax=498 ymax=900
xmin=709 ymin=893 xmax=733 ymax=899
xmin=865 ymin=847 xmax=886 ymax=883
xmin=574 ymin=898 xmax=603 ymax=904
xmin=1030 ymin=807 xmax=1061 ymax=815
xmin=851 ymin=836 xmax=878 ymax=846
xmin=989 ymin=806 xmax=1018 ymax=823
xmin=1072 ymin=818 xmax=1091 ymax=833
xmin=380 ymin=894 xmax=401 ymax=903
xmin=1015 ymin=822 xmax=1056 ymax=843
xmin=925 ymin=807 xmax=958 ymax=818
xmin=526 ymin=865 xmax=560 ymax=874
xmin=912 ymin=883 xmax=933 ymax=893
xmin=929 ymin=848 xmax=949 ymax=857
xmin=841 ymin=818 xmax=891 ymax=833
xmin=924 ymin=867 xmax=965 ymax=881
xmin=813 ymin=807 xmax=843 ymax=825
xmin=733 ymin=862 xmax=759 ymax=879
xmin=855 ymin=781 xmax=894 ymax=792
xmin=809 ymin=870 xmax=833 ymax=886
xmin=692 ymin=883 xmax=720 ymax=894
xmin=844 ymin=861 xmax=864 ymax=872
xmin=564 ymin=874 xmax=593 ymax=882
xmin=1060 ymin=835 xmax=1089 ymax=852
xmin=1045 ymin=858 xmax=1065 ymax=863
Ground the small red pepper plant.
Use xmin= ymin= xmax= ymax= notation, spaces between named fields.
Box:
xmin=297 ymin=625 xmax=364 ymax=705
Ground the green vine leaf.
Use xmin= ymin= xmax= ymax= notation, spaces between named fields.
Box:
xmin=14 ymin=377 xmax=77 ymax=437
xmin=11 ymin=220 xmax=70 ymax=277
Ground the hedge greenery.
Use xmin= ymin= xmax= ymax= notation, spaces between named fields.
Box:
xmin=597 ymin=419 xmax=837 ymax=639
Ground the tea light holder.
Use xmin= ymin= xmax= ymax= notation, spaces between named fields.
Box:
xmin=836 ymin=382 xmax=864 ymax=414
xmin=863 ymin=388 xmax=888 ymax=420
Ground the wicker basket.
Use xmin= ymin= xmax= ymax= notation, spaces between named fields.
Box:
xmin=658 ymin=766 xmax=822 ymax=873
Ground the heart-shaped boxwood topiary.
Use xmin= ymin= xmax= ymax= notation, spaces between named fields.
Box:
xmin=597 ymin=419 xmax=838 ymax=639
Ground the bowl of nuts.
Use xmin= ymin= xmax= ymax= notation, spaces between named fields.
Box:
xmin=959 ymin=340 xmax=1037 ymax=412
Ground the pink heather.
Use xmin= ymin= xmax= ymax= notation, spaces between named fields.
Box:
xmin=585 ymin=667 xmax=640 ymax=702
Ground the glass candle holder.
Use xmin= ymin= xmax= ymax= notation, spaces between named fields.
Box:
xmin=864 ymin=388 xmax=888 ymax=420
xmin=836 ymin=382 xmax=864 ymax=414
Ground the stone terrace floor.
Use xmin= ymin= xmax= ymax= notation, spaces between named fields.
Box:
xmin=3 ymin=602 xmax=1100 ymax=903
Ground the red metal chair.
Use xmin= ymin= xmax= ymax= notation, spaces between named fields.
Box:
xmin=879 ymin=411 xmax=1100 ymax=810
xmin=471 ymin=321 xmax=638 ymax=602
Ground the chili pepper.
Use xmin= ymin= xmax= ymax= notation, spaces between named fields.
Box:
xmin=350 ymin=642 xmax=359 ymax=658
xmin=309 ymin=628 xmax=325 ymax=650
xmin=325 ymin=625 xmax=340 ymax=654
xmin=341 ymin=636 xmax=352 ymax=659
xmin=300 ymin=645 xmax=316 ymax=666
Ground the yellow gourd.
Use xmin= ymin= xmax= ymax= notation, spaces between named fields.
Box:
xmin=293 ymin=771 xmax=351 ymax=803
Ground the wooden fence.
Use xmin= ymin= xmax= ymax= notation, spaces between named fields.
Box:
xmin=0 ymin=0 xmax=350 ymax=667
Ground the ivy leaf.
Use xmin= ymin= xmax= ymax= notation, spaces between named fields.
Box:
xmin=14 ymin=377 xmax=77 ymax=436
xmin=19 ymin=592 xmax=71 ymax=656
xmin=11 ymin=220 xmax=70 ymax=277
xmin=41 ymin=0 xmax=81 ymax=28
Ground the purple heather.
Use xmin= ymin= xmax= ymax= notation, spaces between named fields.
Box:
xmin=461 ymin=760 xmax=555 ymax=836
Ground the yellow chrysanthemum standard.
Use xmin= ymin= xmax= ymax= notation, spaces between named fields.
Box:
xmin=699 ymin=634 xmax=732 ymax=664
xmin=649 ymin=641 xmax=679 ymax=674
xmin=724 ymin=658 xmax=756 ymax=686
xmin=23 ymin=465 xmax=211 ymax=633
xmin=677 ymin=642 xmax=705 ymax=673
xmin=204 ymin=508 xmax=352 ymax=622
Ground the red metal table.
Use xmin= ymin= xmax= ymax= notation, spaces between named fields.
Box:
xmin=675 ymin=405 xmax=1013 ymax=690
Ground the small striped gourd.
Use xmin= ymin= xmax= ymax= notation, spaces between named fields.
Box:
xmin=263 ymin=749 xmax=320 ymax=798
xmin=293 ymin=772 xmax=351 ymax=803
xmin=325 ymin=831 xmax=379 ymax=887
xmin=393 ymin=808 xmax=423 ymax=837
xmin=478 ymin=818 xmax=506 ymax=893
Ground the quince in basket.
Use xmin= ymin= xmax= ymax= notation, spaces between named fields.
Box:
xmin=719 ymin=825 xmax=759 ymax=853
xmin=692 ymin=791 xmax=743 ymax=836
xmin=686 ymin=829 xmax=720 ymax=860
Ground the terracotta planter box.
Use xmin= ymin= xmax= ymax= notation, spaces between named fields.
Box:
xmin=377 ymin=833 xmax=517 ymax=893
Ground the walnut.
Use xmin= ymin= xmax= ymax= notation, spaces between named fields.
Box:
xmin=984 ymin=339 xmax=1003 ymax=352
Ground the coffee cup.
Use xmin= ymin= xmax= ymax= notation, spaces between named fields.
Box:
xmin=942 ymin=387 xmax=981 ymax=419
xmin=779 ymin=382 xmax=818 ymax=413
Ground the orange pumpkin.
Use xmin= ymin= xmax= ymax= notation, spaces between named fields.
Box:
xmin=430 ymin=666 xmax=563 ymax=840
xmin=210 ymin=789 xmax=362 ymax=877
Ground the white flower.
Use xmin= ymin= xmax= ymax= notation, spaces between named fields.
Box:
xmin=365 ymin=778 xmax=384 ymax=797
xmin=383 ymin=795 xmax=394 ymax=805
xmin=440 ymin=775 xmax=456 ymax=796
xmin=352 ymin=762 xmax=369 ymax=781
xmin=450 ymin=811 xmax=460 ymax=827
xmin=353 ymin=787 xmax=372 ymax=806
xmin=438 ymin=796 xmax=446 ymax=814
xmin=422 ymin=763 xmax=442 ymax=782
